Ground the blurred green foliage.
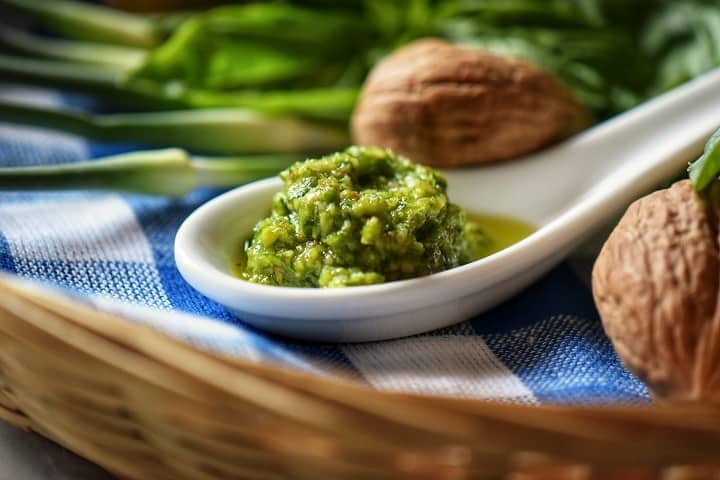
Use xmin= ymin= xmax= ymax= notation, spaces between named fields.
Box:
xmin=125 ymin=0 xmax=720 ymax=121
xmin=5 ymin=0 xmax=720 ymax=123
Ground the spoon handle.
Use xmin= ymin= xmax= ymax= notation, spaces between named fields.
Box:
xmin=533 ymin=68 xmax=720 ymax=254
xmin=445 ymin=68 xmax=720 ymax=223
xmin=574 ymin=67 xmax=720 ymax=195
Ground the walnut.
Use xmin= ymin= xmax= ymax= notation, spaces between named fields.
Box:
xmin=351 ymin=39 xmax=591 ymax=167
xmin=592 ymin=180 xmax=720 ymax=400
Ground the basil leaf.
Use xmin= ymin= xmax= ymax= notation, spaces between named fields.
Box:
xmin=688 ymin=127 xmax=720 ymax=191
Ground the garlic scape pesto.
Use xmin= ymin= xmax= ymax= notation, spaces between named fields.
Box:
xmin=237 ymin=146 xmax=491 ymax=287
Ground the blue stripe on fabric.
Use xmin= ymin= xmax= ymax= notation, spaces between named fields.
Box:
xmin=483 ymin=315 xmax=650 ymax=404
xmin=0 ymin=231 xmax=16 ymax=273
xmin=470 ymin=265 xmax=650 ymax=404
xmin=469 ymin=264 xmax=599 ymax=334
xmin=123 ymin=190 xmax=234 ymax=319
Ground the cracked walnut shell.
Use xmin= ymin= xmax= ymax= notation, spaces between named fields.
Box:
xmin=592 ymin=180 xmax=720 ymax=400
xmin=351 ymin=39 xmax=591 ymax=167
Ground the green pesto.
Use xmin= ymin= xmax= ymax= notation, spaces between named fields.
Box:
xmin=237 ymin=146 xmax=490 ymax=287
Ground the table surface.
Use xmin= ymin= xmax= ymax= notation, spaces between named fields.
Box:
xmin=0 ymin=421 xmax=113 ymax=480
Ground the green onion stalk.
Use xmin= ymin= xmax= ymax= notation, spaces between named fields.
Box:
xmin=0 ymin=101 xmax=351 ymax=155
xmin=0 ymin=19 xmax=361 ymax=119
xmin=0 ymin=1 xmax=371 ymax=121
xmin=0 ymin=25 xmax=146 ymax=70
xmin=0 ymin=53 xmax=359 ymax=121
xmin=0 ymin=53 xmax=181 ymax=109
xmin=0 ymin=148 xmax=300 ymax=196
xmin=0 ymin=0 xmax=166 ymax=48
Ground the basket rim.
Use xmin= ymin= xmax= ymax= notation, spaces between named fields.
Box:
xmin=2 ymin=274 xmax=720 ymax=475
xmin=0 ymin=275 xmax=708 ymax=414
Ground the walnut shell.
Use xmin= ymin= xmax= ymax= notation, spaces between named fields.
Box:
xmin=351 ymin=39 xmax=591 ymax=167
xmin=592 ymin=180 xmax=720 ymax=400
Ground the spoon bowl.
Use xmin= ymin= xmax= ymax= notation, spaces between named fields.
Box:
xmin=176 ymin=69 xmax=720 ymax=342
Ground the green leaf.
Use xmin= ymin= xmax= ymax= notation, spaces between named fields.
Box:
xmin=688 ymin=128 xmax=720 ymax=191
xmin=142 ymin=23 xmax=320 ymax=89
xmin=130 ymin=3 xmax=372 ymax=91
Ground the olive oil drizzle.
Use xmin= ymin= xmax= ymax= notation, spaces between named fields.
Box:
xmin=466 ymin=212 xmax=535 ymax=259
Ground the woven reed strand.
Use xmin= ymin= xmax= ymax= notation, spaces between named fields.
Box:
xmin=0 ymin=276 xmax=718 ymax=480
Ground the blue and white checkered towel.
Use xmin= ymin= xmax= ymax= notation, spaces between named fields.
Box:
xmin=0 ymin=85 xmax=650 ymax=404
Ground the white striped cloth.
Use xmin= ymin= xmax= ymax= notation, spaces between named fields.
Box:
xmin=0 ymin=85 xmax=650 ymax=404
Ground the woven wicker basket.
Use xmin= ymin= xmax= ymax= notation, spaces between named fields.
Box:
xmin=0 ymin=275 xmax=718 ymax=480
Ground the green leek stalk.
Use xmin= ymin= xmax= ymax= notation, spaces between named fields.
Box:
xmin=0 ymin=54 xmax=358 ymax=120
xmin=0 ymin=25 xmax=146 ymax=70
xmin=0 ymin=54 xmax=178 ymax=109
xmin=0 ymin=148 xmax=299 ymax=196
xmin=0 ymin=101 xmax=351 ymax=155
xmin=0 ymin=1 xmax=366 ymax=122
xmin=0 ymin=0 xmax=163 ymax=48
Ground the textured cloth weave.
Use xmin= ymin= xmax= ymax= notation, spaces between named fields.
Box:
xmin=0 ymin=86 xmax=650 ymax=404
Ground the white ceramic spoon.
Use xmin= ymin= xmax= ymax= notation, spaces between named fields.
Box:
xmin=175 ymin=69 xmax=720 ymax=342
